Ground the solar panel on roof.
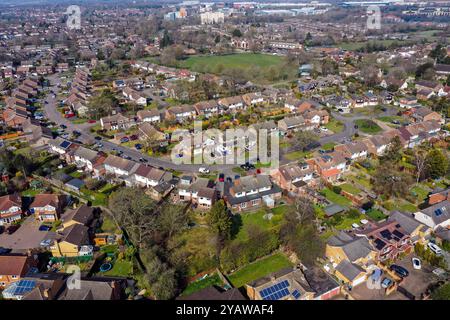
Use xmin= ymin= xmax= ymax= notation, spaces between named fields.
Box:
xmin=392 ymin=230 xmax=404 ymax=238
xmin=292 ymin=289 xmax=301 ymax=299
xmin=374 ymin=238 xmax=386 ymax=250
xmin=260 ymin=280 xmax=290 ymax=300
xmin=380 ymin=229 xmax=392 ymax=240
xmin=60 ymin=140 xmax=71 ymax=149
xmin=435 ymin=209 xmax=443 ymax=216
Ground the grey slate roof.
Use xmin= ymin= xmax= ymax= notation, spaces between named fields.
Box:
xmin=335 ymin=260 xmax=365 ymax=282
xmin=420 ymin=200 xmax=450 ymax=225
xmin=388 ymin=211 xmax=423 ymax=235
xmin=328 ymin=231 xmax=373 ymax=262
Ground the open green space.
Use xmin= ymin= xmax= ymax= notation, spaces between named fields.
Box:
xmin=181 ymin=273 xmax=224 ymax=296
xmin=321 ymin=188 xmax=352 ymax=206
xmin=227 ymin=253 xmax=293 ymax=288
xmin=340 ymin=183 xmax=361 ymax=196
xmin=324 ymin=119 xmax=344 ymax=133
xmin=180 ymin=53 xmax=284 ymax=73
xmin=355 ymin=119 xmax=382 ymax=134
xmin=366 ymin=209 xmax=388 ymax=222
xmin=101 ymin=259 xmax=133 ymax=277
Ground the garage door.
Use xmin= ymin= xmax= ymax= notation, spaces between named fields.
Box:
xmin=352 ymin=275 xmax=366 ymax=287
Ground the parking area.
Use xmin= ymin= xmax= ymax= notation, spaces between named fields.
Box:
xmin=0 ymin=216 xmax=56 ymax=251
xmin=350 ymin=254 xmax=439 ymax=300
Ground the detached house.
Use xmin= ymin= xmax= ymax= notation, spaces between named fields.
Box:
xmin=0 ymin=255 xmax=36 ymax=288
xmin=30 ymin=194 xmax=65 ymax=222
xmin=362 ymin=135 xmax=390 ymax=156
xmin=50 ymin=224 xmax=91 ymax=257
xmin=0 ymin=194 xmax=22 ymax=226
xmin=122 ymin=87 xmax=147 ymax=106
xmin=411 ymin=107 xmax=443 ymax=124
xmin=278 ymin=116 xmax=314 ymax=133
xmin=225 ymin=175 xmax=282 ymax=212
xmin=242 ymin=92 xmax=264 ymax=106
xmin=165 ymin=105 xmax=196 ymax=122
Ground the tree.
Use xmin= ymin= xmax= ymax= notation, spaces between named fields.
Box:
xmin=232 ymin=28 xmax=242 ymax=37
xmin=372 ymin=163 xmax=413 ymax=198
xmin=426 ymin=149 xmax=449 ymax=179
xmin=109 ymin=188 xmax=157 ymax=246
xmin=293 ymin=197 xmax=315 ymax=225
xmin=432 ymin=283 xmax=450 ymax=300
xmin=293 ymin=131 xmax=319 ymax=152
xmin=380 ymin=136 xmax=402 ymax=164
xmin=159 ymin=204 xmax=188 ymax=240
xmin=413 ymin=148 xmax=427 ymax=183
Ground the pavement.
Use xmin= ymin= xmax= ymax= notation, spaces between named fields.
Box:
xmin=0 ymin=216 xmax=56 ymax=251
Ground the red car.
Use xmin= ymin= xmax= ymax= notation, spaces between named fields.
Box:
xmin=218 ymin=173 xmax=225 ymax=182
xmin=88 ymin=119 xmax=96 ymax=124
xmin=7 ymin=225 xmax=20 ymax=234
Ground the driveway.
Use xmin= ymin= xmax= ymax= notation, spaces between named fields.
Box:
xmin=0 ymin=216 xmax=56 ymax=251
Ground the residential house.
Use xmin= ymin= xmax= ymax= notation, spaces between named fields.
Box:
xmin=133 ymin=165 xmax=172 ymax=188
xmin=218 ymin=96 xmax=245 ymax=112
xmin=334 ymin=141 xmax=369 ymax=161
xmin=100 ymin=113 xmax=135 ymax=131
xmin=278 ymin=116 xmax=314 ymax=133
xmin=193 ymin=100 xmax=220 ymax=118
xmin=122 ymin=87 xmax=147 ymax=106
xmin=136 ymin=109 xmax=161 ymax=123
xmin=414 ymin=200 xmax=450 ymax=230
xmin=242 ymin=92 xmax=264 ymax=106
xmin=0 ymin=194 xmax=22 ymax=226
xmin=165 ymin=105 xmax=196 ymax=122
xmin=57 ymin=279 xmax=123 ymax=300
xmin=271 ymin=162 xmax=315 ymax=195
xmin=30 ymin=194 xmax=64 ymax=222
xmin=427 ymin=187 xmax=450 ymax=205
xmin=225 ymin=175 xmax=282 ymax=212
xmin=362 ymin=135 xmax=390 ymax=156
xmin=177 ymin=177 xmax=217 ymax=210
xmin=0 ymin=255 xmax=36 ymax=288
xmin=50 ymin=223 xmax=91 ymax=257
xmin=246 ymin=268 xmax=315 ymax=301
xmin=60 ymin=205 xmax=95 ymax=230
xmin=326 ymin=231 xmax=376 ymax=287
xmin=303 ymin=109 xmax=329 ymax=126
xmin=73 ymin=146 xmax=100 ymax=171
xmin=387 ymin=211 xmax=430 ymax=244
xmin=306 ymin=151 xmax=349 ymax=182
xmin=411 ymin=107 xmax=443 ymax=124
xmin=103 ymin=155 xmax=139 ymax=177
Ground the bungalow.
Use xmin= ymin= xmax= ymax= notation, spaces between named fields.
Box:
xmin=351 ymin=95 xmax=366 ymax=108
xmin=100 ymin=113 xmax=135 ymax=131
xmin=138 ymin=123 xmax=166 ymax=143
xmin=0 ymin=194 xmax=22 ymax=226
xmin=415 ymin=80 xmax=442 ymax=93
xmin=133 ymin=165 xmax=172 ymax=188
xmin=48 ymin=138 xmax=78 ymax=157
xmin=30 ymin=194 xmax=65 ymax=222
xmin=435 ymin=64 xmax=450 ymax=77
xmin=122 ymin=87 xmax=147 ymax=106
xmin=103 ymin=155 xmax=139 ymax=177
xmin=218 ymin=96 xmax=245 ymax=112
xmin=136 ymin=109 xmax=161 ymax=123
xmin=193 ymin=100 xmax=220 ymax=118
xmin=0 ymin=255 xmax=36 ymax=288
xmin=225 ymin=175 xmax=282 ymax=212
xmin=414 ymin=200 xmax=450 ymax=230
xmin=50 ymin=224 xmax=91 ymax=257
xmin=398 ymin=96 xmax=418 ymax=109
xmin=364 ymin=92 xmax=379 ymax=106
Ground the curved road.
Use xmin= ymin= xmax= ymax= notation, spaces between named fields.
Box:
xmin=44 ymin=74 xmax=397 ymax=173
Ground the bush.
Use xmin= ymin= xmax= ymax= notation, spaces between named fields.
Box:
xmin=332 ymin=186 xmax=342 ymax=194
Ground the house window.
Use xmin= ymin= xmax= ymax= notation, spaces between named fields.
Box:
xmin=0 ymin=282 xmax=5 ymax=286
xmin=251 ymin=199 xmax=259 ymax=206
xmin=240 ymin=202 xmax=247 ymax=209
xmin=11 ymin=275 xmax=18 ymax=279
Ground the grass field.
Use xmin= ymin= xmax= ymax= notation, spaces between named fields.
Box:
xmin=340 ymin=183 xmax=361 ymax=195
xmin=284 ymin=150 xmax=311 ymax=161
xmin=411 ymin=185 xmax=430 ymax=204
xmin=182 ymin=273 xmax=224 ymax=296
xmin=180 ymin=53 xmax=284 ymax=73
xmin=102 ymin=259 xmax=133 ymax=277
xmin=228 ymin=253 xmax=293 ymax=288
xmin=324 ymin=119 xmax=344 ymax=133
xmin=366 ymin=209 xmax=388 ymax=222
xmin=321 ymin=188 xmax=352 ymax=207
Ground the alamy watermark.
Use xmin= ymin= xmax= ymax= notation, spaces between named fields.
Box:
xmin=170 ymin=121 xmax=280 ymax=169
xmin=66 ymin=265 xmax=81 ymax=290
xmin=65 ymin=5 xmax=81 ymax=30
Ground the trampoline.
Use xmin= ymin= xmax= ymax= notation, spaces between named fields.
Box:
xmin=100 ymin=263 xmax=112 ymax=272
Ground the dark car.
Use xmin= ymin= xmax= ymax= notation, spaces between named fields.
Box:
xmin=7 ymin=225 xmax=20 ymax=234
xmin=72 ymin=130 xmax=81 ymax=136
xmin=39 ymin=225 xmax=51 ymax=232
xmin=130 ymin=135 xmax=138 ymax=141
xmin=60 ymin=124 xmax=67 ymax=129
xmin=390 ymin=264 xmax=409 ymax=278
xmin=94 ymin=136 xmax=102 ymax=141
xmin=218 ymin=173 xmax=225 ymax=182
xmin=0 ymin=247 xmax=12 ymax=255
xmin=135 ymin=144 xmax=143 ymax=150
xmin=120 ymin=137 xmax=129 ymax=143
xmin=0 ymin=226 xmax=4 ymax=234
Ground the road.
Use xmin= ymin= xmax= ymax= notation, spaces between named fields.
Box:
xmin=43 ymin=74 xmax=398 ymax=174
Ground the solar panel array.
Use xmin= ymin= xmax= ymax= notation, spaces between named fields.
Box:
xmin=4 ymin=280 xmax=36 ymax=296
xmin=259 ymin=280 xmax=290 ymax=300
xmin=292 ymin=289 xmax=301 ymax=299
xmin=60 ymin=140 xmax=71 ymax=149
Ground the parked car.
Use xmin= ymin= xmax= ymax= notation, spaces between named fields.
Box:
xmin=428 ymin=242 xmax=442 ymax=255
xmin=199 ymin=167 xmax=210 ymax=174
xmin=0 ymin=247 xmax=12 ymax=255
xmin=218 ymin=173 xmax=225 ymax=182
xmin=381 ymin=277 xmax=393 ymax=289
xmin=60 ymin=124 xmax=67 ymax=129
xmin=72 ymin=130 xmax=81 ymax=136
xmin=94 ymin=136 xmax=102 ymax=141
xmin=130 ymin=135 xmax=138 ymax=141
xmin=6 ymin=225 xmax=20 ymax=234
xmin=135 ymin=144 xmax=143 ymax=150
xmin=120 ymin=137 xmax=129 ymax=143
xmin=88 ymin=120 xmax=96 ymax=124
xmin=0 ymin=226 xmax=4 ymax=234
xmin=412 ymin=257 xmax=421 ymax=270
xmin=39 ymin=225 xmax=51 ymax=232
xmin=40 ymin=239 xmax=52 ymax=247
xmin=390 ymin=264 xmax=409 ymax=278
xmin=139 ymin=157 xmax=148 ymax=163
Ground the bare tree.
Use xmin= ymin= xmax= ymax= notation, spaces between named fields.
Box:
xmin=413 ymin=148 xmax=427 ymax=184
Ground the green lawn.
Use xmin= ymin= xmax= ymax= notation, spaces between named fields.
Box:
xmin=181 ymin=273 xmax=224 ymax=296
xmin=383 ymin=200 xmax=418 ymax=213
xmin=355 ymin=119 xmax=382 ymax=134
xmin=80 ymin=187 xmax=107 ymax=206
xmin=321 ymin=188 xmax=352 ymax=206
xmin=411 ymin=185 xmax=430 ymax=204
xmin=348 ymin=174 xmax=372 ymax=189
xmin=227 ymin=253 xmax=293 ymax=288
xmin=234 ymin=206 xmax=291 ymax=241
xmin=101 ymin=216 xmax=120 ymax=234
xmin=284 ymin=150 xmax=310 ymax=161
xmin=340 ymin=183 xmax=361 ymax=196
xmin=324 ymin=119 xmax=344 ymax=133
xmin=180 ymin=53 xmax=284 ymax=74
xmin=377 ymin=116 xmax=404 ymax=123
xmin=21 ymin=188 xmax=46 ymax=197
xmin=366 ymin=209 xmax=388 ymax=222
xmin=321 ymin=142 xmax=336 ymax=151
xmin=102 ymin=259 xmax=133 ymax=277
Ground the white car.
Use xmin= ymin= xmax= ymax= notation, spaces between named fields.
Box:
xmin=198 ymin=167 xmax=210 ymax=174
xmin=428 ymin=242 xmax=443 ymax=255
xmin=412 ymin=257 xmax=421 ymax=270
xmin=320 ymin=127 xmax=329 ymax=132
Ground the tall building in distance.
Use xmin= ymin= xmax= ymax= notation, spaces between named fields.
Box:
xmin=200 ymin=11 xmax=225 ymax=24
